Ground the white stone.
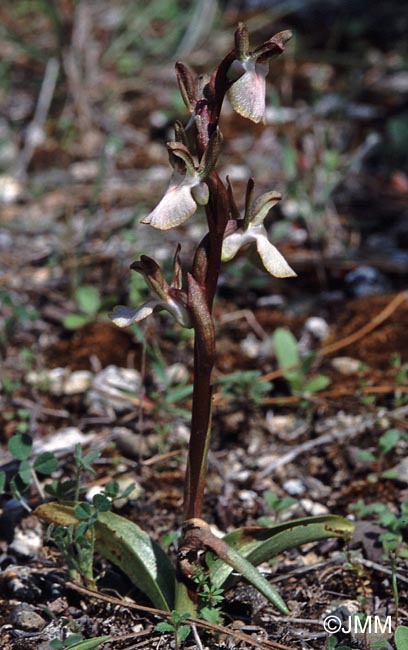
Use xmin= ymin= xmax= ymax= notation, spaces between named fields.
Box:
xmin=86 ymin=365 xmax=142 ymax=414
xmin=331 ymin=357 xmax=362 ymax=375
xmin=0 ymin=174 xmax=24 ymax=204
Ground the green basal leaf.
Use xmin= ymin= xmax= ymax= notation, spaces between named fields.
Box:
xmin=210 ymin=515 xmax=354 ymax=590
xmin=34 ymin=503 xmax=175 ymax=610
xmin=213 ymin=541 xmax=289 ymax=614
xmin=395 ymin=625 xmax=408 ymax=650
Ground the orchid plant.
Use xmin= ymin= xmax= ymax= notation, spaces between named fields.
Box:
xmin=36 ymin=23 xmax=353 ymax=625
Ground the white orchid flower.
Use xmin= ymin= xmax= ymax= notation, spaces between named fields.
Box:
xmin=142 ymin=130 xmax=222 ymax=230
xmin=110 ymin=246 xmax=192 ymax=328
xmin=227 ymin=24 xmax=292 ymax=124
xmin=222 ymin=180 xmax=296 ymax=278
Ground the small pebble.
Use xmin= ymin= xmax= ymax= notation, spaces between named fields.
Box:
xmin=266 ymin=412 xmax=297 ymax=435
xmin=10 ymin=525 xmax=42 ymax=557
xmin=86 ymin=365 xmax=142 ymax=414
xmin=331 ymin=356 xmax=362 ymax=375
xmin=62 ymin=370 xmax=93 ymax=395
xmin=303 ymin=316 xmax=329 ymax=340
xmin=113 ymin=427 xmax=150 ymax=458
xmin=300 ymin=498 xmax=329 ymax=515
xmin=12 ymin=606 xmax=46 ymax=632
xmin=283 ymin=479 xmax=306 ymax=496
xmin=33 ymin=427 xmax=90 ymax=455
xmin=0 ymin=174 xmax=24 ymax=203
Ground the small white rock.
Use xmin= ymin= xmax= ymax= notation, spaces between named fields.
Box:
xmin=300 ymin=498 xmax=329 ymax=515
xmin=62 ymin=370 xmax=92 ymax=394
xmin=26 ymin=368 xmax=68 ymax=395
xmin=165 ymin=363 xmax=189 ymax=385
xmin=10 ymin=526 xmax=43 ymax=557
xmin=304 ymin=317 xmax=329 ymax=341
xmin=33 ymin=427 xmax=91 ymax=455
xmin=266 ymin=412 xmax=297 ymax=435
xmin=86 ymin=365 xmax=142 ymax=414
xmin=283 ymin=479 xmax=306 ymax=496
xmin=331 ymin=356 xmax=362 ymax=375
xmin=0 ymin=174 xmax=24 ymax=204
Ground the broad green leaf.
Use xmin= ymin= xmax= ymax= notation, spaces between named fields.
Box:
xmin=8 ymin=434 xmax=32 ymax=460
xmin=63 ymin=636 xmax=111 ymax=650
xmin=0 ymin=471 xmax=6 ymax=493
xmin=395 ymin=625 xmax=408 ymax=650
xmin=75 ymin=285 xmax=102 ymax=316
xmin=210 ymin=515 xmax=354 ymax=590
xmin=34 ymin=503 xmax=175 ymax=610
xmin=34 ymin=452 xmax=58 ymax=475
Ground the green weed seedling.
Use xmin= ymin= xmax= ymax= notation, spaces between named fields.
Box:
xmin=356 ymin=428 xmax=408 ymax=481
xmin=155 ymin=610 xmax=191 ymax=650
xmin=350 ymin=499 xmax=408 ymax=618
xmin=63 ymin=285 xmax=103 ymax=330
xmin=0 ymin=433 xmax=57 ymax=510
xmin=257 ymin=490 xmax=298 ymax=524
xmin=272 ymin=326 xmax=330 ymax=396
xmin=35 ymin=21 xmax=353 ymax=633
xmin=215 ymin=369 xmax=273 ymax=407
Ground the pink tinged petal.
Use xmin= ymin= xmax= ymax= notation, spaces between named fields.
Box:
xmin=227 ymin=60 xmax=268 ymax=124
xmin=142 ymin=176 xmax=199 ymax=230
xmin=109 ymin=302 xmax=156 ymax=327
xmin=253 ymin=227 xmax=296 ymax=278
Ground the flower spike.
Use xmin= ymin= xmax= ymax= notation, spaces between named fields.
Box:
xmin=222 ymin=181 xmax=296 ymax=279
